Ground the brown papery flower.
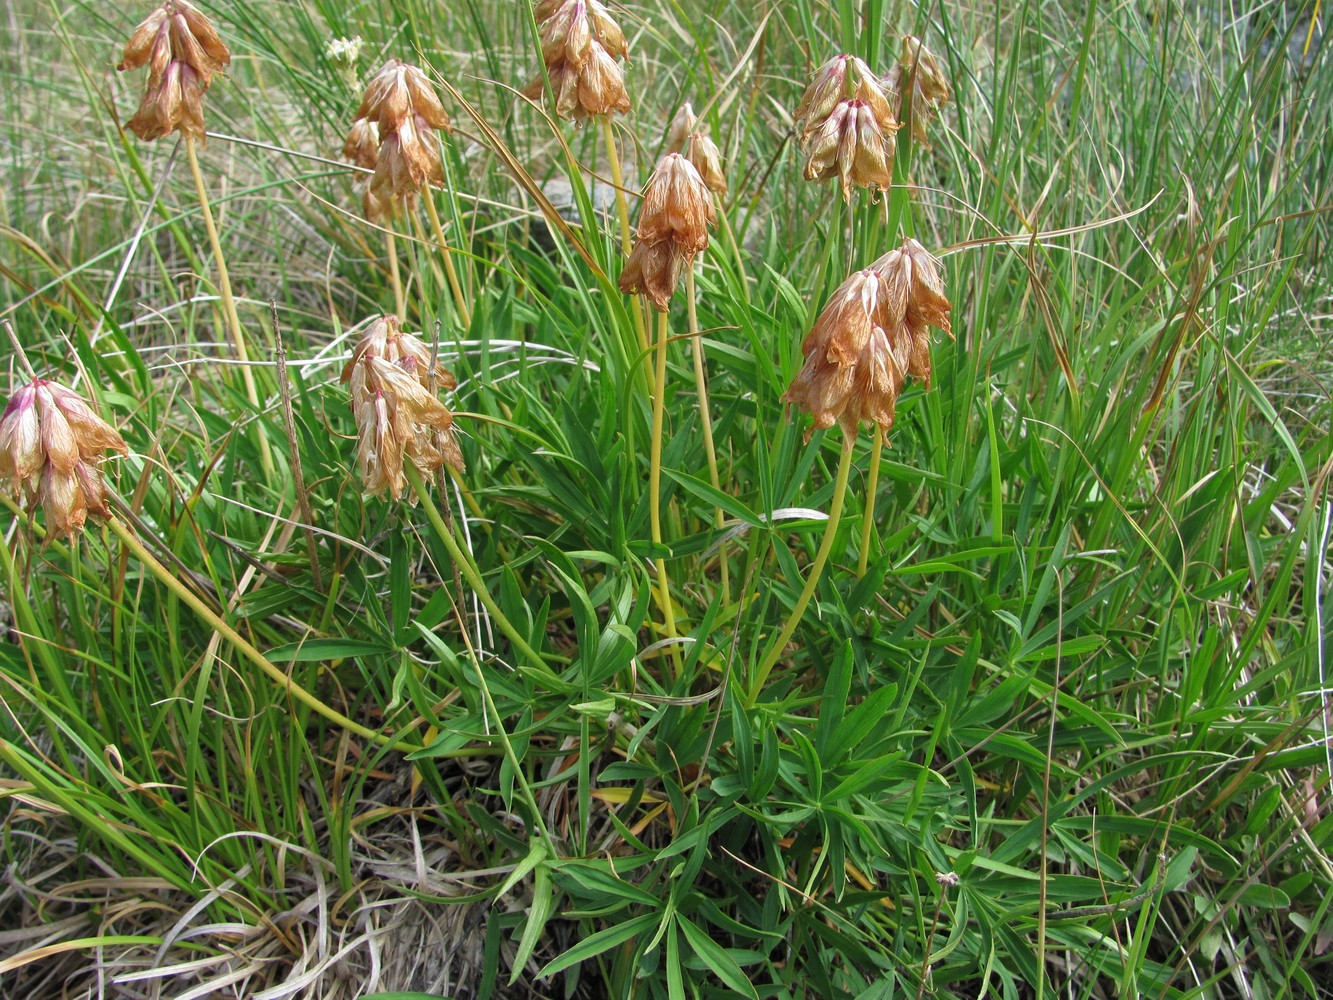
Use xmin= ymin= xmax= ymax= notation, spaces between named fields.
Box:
xmin=636 ymin=153 xmax=715 ymax=251
xmin=885 ymin=36 xmax=951 ymax=145
xmin=118 ymin=0 xmax=231 ymax=142
xmin=803 ymin=99 xmax=896 ymax=201
xmin=783 ymin=240 xmax=952 ymax=438
xmin=345 ymin=60 xmax=452 ymax=222
xmin=617 ymin=239 xmax=691 ymax=312
xmin=0 ymin=380 xmax=128 ymax=535
xmin=793 ymin=53 xmax=896 ymax=141
xmin=524 ymin=0 xmax=630 ymax=121
xmin=342 ymin=317 xmax=463 ymax=500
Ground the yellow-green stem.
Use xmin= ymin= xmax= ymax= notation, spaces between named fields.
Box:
xmin=715 ymin=197 xmax=750 ymax=305
xmin=856 ymin=423 xmax=884 ymax=578
xmin=649 ymin=310 xmax=680 ymax=672
xmin=386 ymin=229 xmax=405 ymax=322
xmin=600 ymin=117 xmax=649 ymax=360
xmin=686 ymin=267 xmax=728 ymax=600
xmin=185 ymin=138 xmax=273 ymax=480
xmin=106 ymin=516 xmax=403 ymax=749
xmin=747 ymin=430 xmax=856 ymax=705
xmin=406 ymin=465 xmax=562 ymax=687
xmin=423 ymin=194 xmax=472 ymax=330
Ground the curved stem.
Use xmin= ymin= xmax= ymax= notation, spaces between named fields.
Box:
xmin=422 ymin=194 xmax=472 ymax=330
xmin=649 ymin=310 xmax=680 ymax=674
xmin=857 ymin=423 xmax=883 ymax=577
xmin=185 ymin=138 xmax=273 ymax=480
xmin=686 ymin=267 xmax=728 ymax=600
xmin=105 ymin=516 xmax=404 ymax=749
xmin=406 ymin=465 xmax=562 ymax=687
xmin=747 ymin=430 xmax=856 ymax=705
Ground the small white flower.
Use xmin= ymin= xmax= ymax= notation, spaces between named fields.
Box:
xmin=325 ymin=36 xmax=364 ymax=66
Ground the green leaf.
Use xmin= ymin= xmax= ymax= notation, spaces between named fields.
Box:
xmin=678 ymin=915 xmax=760 ymax=999
xmin=537 ymin=912 xmax=659 ymax=979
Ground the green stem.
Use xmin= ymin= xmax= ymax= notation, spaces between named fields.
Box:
xmin=686 ymin=267 xmax=728 ymax=600
xmin=601 ymin=117 xmax=650 ymax=361
xmin=406 ymin=466 xmax=561 ymax=686
xmin=747 ymin=430 xmax=856 ymax=704
xmin=105 ymin=516 xmax=404 ymax=750
xmin=185 ymin=138 xmax=273 ymax=480
xmin=856 ymin=423 xmax=884 ymax=577
xmin=386 ymin=229 xmax=405 ymax=322
xmin=649 ymin=310 xmax=680 ymax=672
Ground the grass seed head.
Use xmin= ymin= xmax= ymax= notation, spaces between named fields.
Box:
xmin=0 ymin=380 xmax=127 ymax=535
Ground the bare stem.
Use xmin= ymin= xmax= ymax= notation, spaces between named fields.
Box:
xmin=686 ymin=267 xmax=728 ymax=600
xmin=422 ymin=194 xmax=472 ymax=330
xmin=185 ymin=137 xmax=274 ymax=480
xmin=747 ymin=430 xmax=856 ymax=705
xmin=106 ymin=516 xmax=401 ymax=749
xmin=385 ymin=229 xmax=405 ymax=322
xmin=856 ymin=423 xmax=883 ymax=577
xmin=600 ymin=117 xmax=650 ymax=360
xmin=649 ymin=310 xmax=680 ymax=674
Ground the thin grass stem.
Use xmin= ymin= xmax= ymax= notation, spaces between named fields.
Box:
xmin=686 ymin=267 xmax=728 ymax=600
xmin=601 ymin=117 xmax=649 ymax=360
xmin=385 ymin=229 xmax=405 ymax=322
xmin=649 ymin=309 xmax=680 ymax=674
xmin=747 ymin=429 xmax=856 ymax=704
xmin=184 ymin=137 xmax=273 ymax=480
xmin=423 ymin=194 xmax=472 ymax=330
xmin=856 ymin=423 xmax=883 ymax=577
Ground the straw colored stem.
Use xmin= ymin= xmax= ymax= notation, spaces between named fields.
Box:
xmin=600 ymin=117 xmax=650 ymax=360
xmin=649 ymin=310 xmax=680 ymax=672
xmin=106 ymin=516 xmax=400 ymax=749
xmin=385 ymin=229 xmax=405 ymax=322
xmin=747 ymin=430 xmax=856 ymax=704
xmin=686 ymin=267 xmax=728 ymax=599
xmin=423 ymin=194 xmax=472 ymax=330
xmin=185 ymin=138 xmax=273 ymax=480
xmin=856 ymin=423 xmax=884 ymax=578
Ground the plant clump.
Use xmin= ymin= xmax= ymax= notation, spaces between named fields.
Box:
xmin=117 ymin=0 xmax=232 ymax=141
xmin=0 ymin=379 xmax=128 ymax=535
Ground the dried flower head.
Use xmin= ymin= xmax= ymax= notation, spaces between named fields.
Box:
xmin=345 ymin=60 xmax=451 ymax=222
xmin=342 ymin=317 xmax=463 ymax=500
xmin=783 ymin=240 xmax=952 ymax=437
xmin=665 ymin=102 xmax=697 ymax=153
xmin=793 ymin=53 xmax=895 ymax=141
xmin=118 ymin=0 xmax=231 ymax=142
xmin=885 ymin=36 xmax=950 ymax=145
xmin=0 ymin=379 xmax=128 ymax=535
xmin=803 ymin=99 xmax=896 ymax=201
xmin=617 ymin=239 xmax=691 ymax=312
xmin=683 ymin=131 xmax=728 ymax=197
xmin=524 ymin=0 xmax=630 ymax=121
xmin=637 ymin=153 xmax=715 ymax=251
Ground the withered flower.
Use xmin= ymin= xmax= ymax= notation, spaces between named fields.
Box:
xmin=617 ymin=239 xmax=690 ymax=312
xmin=345 ymin=60 xmax=452 ymax=222
xmin=885 ymin=36 xmax=950 ymax=145
xmin=664 ymin=103 xmax=727 ymax=196
xmin=793 ymin=53 xmax=896 ymax=141
xmin=118 ymin=0 xmax=231 ymax=142
xmin=803 ymin=99 xmax=896 ymax=201
xmin=0 ymin=379 xmax=128 ymax=535
xmin=636 ymin=153 xmax=715 ymax=251
xmin=342 ymin=317 xmax=464 ymax=500
xmin=524 ymin=0 xmax=630 ymax=121
xmin=665 ymin=102 xmax=697 ymax=154
xmin=783 ymin=239 xmax=952 ymax=438
xmin=619 ymin=152 xmax=716 ymax=311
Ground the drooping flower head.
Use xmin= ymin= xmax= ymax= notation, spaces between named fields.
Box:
xmin=619 ymin=153 xmax=716 ymax=311
xmin=0 ymin=380 xmax=128 ymax=535
xmin=783 ymin=239 xmax=952 ymax=438
xmin=341 ymin=316 xmax=464 ymax=500
xmin=118 ymin=0 xmax=231 ymax=142
xmin=793 ymin=54 xmax=898 ymax=200
xmin=523 ymin=0 xmax=630 ymax=121
xmin=664 ymin=102 xmax=728 ymax=197
xmin=793 ymin=54 xmax=895 ymax=142
xmin=343 ymin=60 xmax=452 ymax=223
xmin=884 ymin=36 xmax=951 ymax=145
